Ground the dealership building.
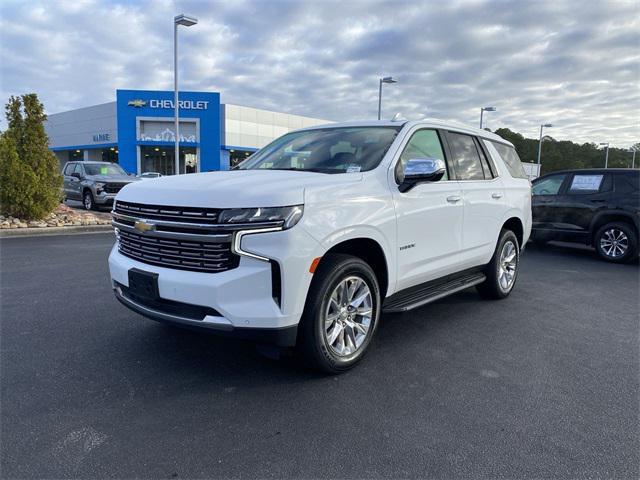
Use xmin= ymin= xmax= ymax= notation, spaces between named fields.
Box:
xmin=45 ymin=89 xmax=329 ymax=175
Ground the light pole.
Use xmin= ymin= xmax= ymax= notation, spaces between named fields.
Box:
xmin=536 ymin=123 xmax=553 ymax=166
xmin=174 ymin=14 xmax=198 ymax=175
xmin=377 ymin=76 xmax=397 ymax=120
xmin=628 ymin=147 xmax=637 ymax=168
xmin=599 ymin=142 xmax=610 ymax=168
xmin=479 ymin=106 xmax=496 ymax=129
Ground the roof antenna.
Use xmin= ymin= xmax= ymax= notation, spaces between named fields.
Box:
xmin=391 ymin=112 xmax=406 ymax=122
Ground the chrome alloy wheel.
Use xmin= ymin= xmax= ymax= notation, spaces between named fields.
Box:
xmin=498 ymin=240 xmax=518 ymax=292
xmin=323 ymin=275 xmax=373 ymax=357
xmin=600 ymin=228 xmax=629 ymax=258
xmin=83 ymin=193 xmax=93 ymax=210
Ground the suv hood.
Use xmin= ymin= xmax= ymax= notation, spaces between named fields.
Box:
xmin=116 ymin=170 xmax=362 ymax=208
xmin=87 ymin=174 xmax=139 ymax=183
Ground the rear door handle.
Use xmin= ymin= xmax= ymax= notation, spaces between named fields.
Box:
xmin=492 ymin=192 xmax=503 ymax=199
xmin=446 ymin=195 xmax=461 ymax=203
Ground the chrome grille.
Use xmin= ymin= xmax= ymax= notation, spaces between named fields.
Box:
xmin=104 ymin=183 xmax=128 ymax=194
xmin=116 ymin=229 xmax=239 ymax=273
xmin=115 ymin=200 xmax=222 ymax=224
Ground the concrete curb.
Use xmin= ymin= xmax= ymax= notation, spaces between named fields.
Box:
xmin=0 ymin=224 xmax=113 ymax=238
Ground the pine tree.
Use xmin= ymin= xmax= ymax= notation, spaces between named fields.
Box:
xmin=0 ymin=93 xmax=62 ymax=219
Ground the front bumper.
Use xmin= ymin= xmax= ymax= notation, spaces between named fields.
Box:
xmin=113 ymin=282 xmax=298 ymax=346
xmin=108 ymin=224 xmax=322 ymax=345
xmin=94 ymin=192 xmax=117 ymax=205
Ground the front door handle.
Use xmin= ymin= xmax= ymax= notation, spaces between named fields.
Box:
xmin=492 ymin=192 xmax=503 ymax=199
xmin=446 ymin=195 xmax=461 ymax=203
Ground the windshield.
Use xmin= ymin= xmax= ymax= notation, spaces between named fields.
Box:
xmin=237 ymin=126 xmax=402 ymax=173
xmin=84 ymin=163 xmax=127 ymax=176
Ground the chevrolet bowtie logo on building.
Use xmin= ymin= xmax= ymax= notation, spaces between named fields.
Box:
xmin=128 ymin=99 xmax=147 ymax=108
xmin=134 ymin=220 xmax=155 ymax=233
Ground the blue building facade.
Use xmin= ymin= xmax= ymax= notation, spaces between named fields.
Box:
xmin=46 ymin=89 xmax=327 ymax=174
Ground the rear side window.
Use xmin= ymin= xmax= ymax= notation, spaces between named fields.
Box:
xmin=490 ymin=142 xmax=527 ymax=179
xmin=532 ymin=174 xmax=566 ymax=196
xmin=615 ymin=173 xmax=639 ymax=194
xmin=568 ymin=174 xmax=610 ymax=194
xmin=447 ymin=132 xmax=485 ymax=180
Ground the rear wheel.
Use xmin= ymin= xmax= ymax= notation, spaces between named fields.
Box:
xmin=477 ymin=229 xmax=520 ymax=300
xmin=297 ymin=253 xmax=381 ymax=373
xmin=594 ymin=222 xmax=638 ymax=263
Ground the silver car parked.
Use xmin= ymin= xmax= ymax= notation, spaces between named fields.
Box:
xmin=62 ymin=161 xmax=140 ymax=210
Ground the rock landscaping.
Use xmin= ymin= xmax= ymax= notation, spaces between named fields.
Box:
xmin=0 ymin=203 xmax=112 ymax=229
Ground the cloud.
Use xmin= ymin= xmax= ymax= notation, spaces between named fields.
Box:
xmin=0 ymin=0 xmax=638 ymax=147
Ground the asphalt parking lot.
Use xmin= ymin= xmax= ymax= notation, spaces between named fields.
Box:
xmin=1 ymin=233 xmax=638 ymax=479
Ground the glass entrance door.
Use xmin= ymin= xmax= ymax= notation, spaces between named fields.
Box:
xmin=140 ymin=146 xmax=198 ymax=175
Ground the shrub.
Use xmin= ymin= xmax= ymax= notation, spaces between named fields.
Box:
xmin=0 ymin=94 xmax=62 ymax=220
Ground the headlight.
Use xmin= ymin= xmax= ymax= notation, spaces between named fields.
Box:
xmin=95 ymin=182 xmax=106 ymax=192
xmin=219 ymin=205 xmax=303 ymax=229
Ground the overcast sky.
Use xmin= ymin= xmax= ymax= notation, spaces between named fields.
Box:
xmin=1 ymin=0 xmax=638 ymax=147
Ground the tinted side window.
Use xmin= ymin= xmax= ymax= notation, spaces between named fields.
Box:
xmin=447 ymin=132 xmax=485 ymax=180
xmin=490 ymin=141 xmax=528 ymax=179
xmin=73 ymin=163 xmax=84 ymax=176
xmin=567 ymin=174 xmax=607 ymax=194
xmin=532 ymin=174 xmax=567 ymax=196
xmin=475 ymin=139 xmax=496 ymax=179
xmin=615 ymin=173 xmax=640 ymax=194
xmin=63 ymin=163 xmax=75 ymax=175
xmin=396 ymin=129 xmax=448 ymax=182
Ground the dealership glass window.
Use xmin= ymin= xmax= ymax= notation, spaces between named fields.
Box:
xmin=101 ymin=147 xmax=119 ymax=163
xmin=68 ymin=149 xmax=84 ymax=161
xmin=139 ymin=120 xmax=197 ymax=142
xmin=140 ymin=146 xmax=198 ymax=175
xmin=229 ymin=149 xmax=254 ymax=168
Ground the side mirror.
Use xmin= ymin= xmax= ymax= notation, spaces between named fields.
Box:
xmin=399 ymin=158 xmax=446 ymax=192
xmin=71 ymin=172 xmax=82 ymax=180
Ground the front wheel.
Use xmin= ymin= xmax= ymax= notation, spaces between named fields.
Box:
xmin=83 ymin=191 xmax=95 ymax=210
xmin=477 ymin=229 xmax=520 ymax=300
xmin=297 ymin=253 xmax=381 ymax=373
xmin=594 ymin=222 xmax=638 ymax=263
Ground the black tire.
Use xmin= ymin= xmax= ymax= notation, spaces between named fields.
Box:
xmin=594 ymin=222 xmax=638 ymax=263
xmin=297 ymin=253 xmax=381 ymax=374
xmin=83 ymin=190 xmax=95 ymax=210
xmin=476 ymin=229 xmax=520 ymax=300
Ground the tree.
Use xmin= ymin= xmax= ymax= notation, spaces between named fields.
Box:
xmin=493 ymin=127 xmax=639 ymax=175
xmin=0 ymin=94 xmax=62 ymax=219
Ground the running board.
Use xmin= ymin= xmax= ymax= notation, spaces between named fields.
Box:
xmin=383 ymin=271 xmax=486 ymax=313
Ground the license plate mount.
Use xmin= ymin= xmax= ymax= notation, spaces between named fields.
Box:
xmin=128 ymin=268 xmax=160 ymax=300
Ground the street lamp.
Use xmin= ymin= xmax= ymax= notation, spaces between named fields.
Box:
xmin=628 ymin=146 xmax=637 ymax=169
xmin=479 ymin=106 xmax=496 ymax=129
xmin=536 ymin=123 xmax=553 ymax=166
xmin=174 ymin=14 xmax=198 ymax=175
xmin=377 ymin=76 xmax=397 ymax=120
xmin=599 ymin=142 xmax=610 ymax=169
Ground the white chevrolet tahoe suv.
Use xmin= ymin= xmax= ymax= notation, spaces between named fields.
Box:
xmin=109 ymin=120 xmax=531 ymax=372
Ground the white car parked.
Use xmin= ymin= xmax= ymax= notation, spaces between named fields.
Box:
xmin=109 ymin=120 xmax=531 ymax=372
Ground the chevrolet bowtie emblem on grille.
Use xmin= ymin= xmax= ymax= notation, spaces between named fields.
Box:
xmin=134 ymin=220 xmax=155 ymax=233
xmin=128 ymin=99 xmax=147 ymax=108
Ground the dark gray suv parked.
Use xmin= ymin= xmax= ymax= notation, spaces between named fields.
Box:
xmin=63 ymin=161 xmax=139 ymax=210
